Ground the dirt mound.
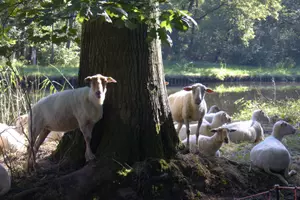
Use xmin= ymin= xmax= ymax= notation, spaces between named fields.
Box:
xmin=3 ymin=151 xmax=300 ymax=200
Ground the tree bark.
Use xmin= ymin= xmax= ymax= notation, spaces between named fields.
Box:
xmin=54 ymin=16 xmax=179 ymax=167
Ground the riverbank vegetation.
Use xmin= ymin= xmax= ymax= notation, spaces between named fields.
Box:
xmin=4 ymin=59 xmax=300 ymax=80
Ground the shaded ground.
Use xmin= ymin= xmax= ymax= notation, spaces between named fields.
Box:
xmin=1 ymin=122 xmax=300 ymax=200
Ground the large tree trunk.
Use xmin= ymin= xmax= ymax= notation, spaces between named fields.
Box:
xmin=11 ymin=7 xmax=180 ymax=200
xmin=53 ymin=17 xmax=178 ymax=167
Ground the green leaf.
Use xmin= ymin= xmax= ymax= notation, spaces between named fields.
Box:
xmin=157 ymin=28 xmax=173 ymax=47
xmin=98 ymin=11 xmax=112 ymax=23
xmin=160 ymin=20 xmax=172 ymax=33
xmin=114 ymin=19 xmax=125 ymax=28
xmin=172 ymin=19 xmax=188 ymax=31
xmin=76 ymin=14 xmax=86 ymax=23
xmin=124 ymin=20 xmax=137 ymax=29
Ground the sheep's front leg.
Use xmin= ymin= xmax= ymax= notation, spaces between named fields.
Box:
xmin=184 ymin=120 xmax=190 ymax=150
xmin=196 ymin=118 xmax=203 ymax=146
xmin=80 ymin=123 xmax=96 ymax=162
xmin=176 ymin=123 xmax=183 ymax=134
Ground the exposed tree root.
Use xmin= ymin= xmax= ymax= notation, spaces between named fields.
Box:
xmin=11 ymin=159 xmax=117 ymax=200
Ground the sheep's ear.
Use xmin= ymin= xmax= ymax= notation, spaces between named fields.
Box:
xmin=84 ymin=76 xmax=92 ymax=83
xmin=205 ymin=88 xmax=214 ymax=93
xmin=183 ymin=86 xmax=193 ymax=91
xmin=106 ymin=77 xmax=117 ymax=83
xmin=165 ymin=81 xmax=169 ymax=85
xmin=228 ymin=129 xmax=236 ymax=132
xmin=210 ymin=129 xmax=218 ymax=133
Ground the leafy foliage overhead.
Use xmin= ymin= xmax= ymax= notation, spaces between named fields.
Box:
xmin=0 ymin=0 xmax=283 ymax=61
xmin=0 ymin=0 xmax=198 ymax=57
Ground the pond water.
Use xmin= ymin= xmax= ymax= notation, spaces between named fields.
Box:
xmin=167 ymin=81 xmax=300 ymax=116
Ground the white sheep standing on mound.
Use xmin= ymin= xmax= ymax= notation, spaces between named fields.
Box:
xmin=249 ymin=120 xmax=297 ymax=185
xmin=177 ymin=111 xmax=232 ymax=140
xmin=27 ymin=74 xmax=117 ymax=172
xmin=224 ymin=109 xmax=270 ymax=143
xmin=182 ymin=127 xmax=235 ymax=156
xmin=168 ymin=83 xmax=214 ymax=150
xmin=0 ymin=163 xmax=10 ymax=196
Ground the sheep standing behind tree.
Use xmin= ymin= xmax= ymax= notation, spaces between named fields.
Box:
xmin=177 ymin=111 xmax=231 ymax=140
xmin=249 ymin=120 xmax=297 ymax=185
xmin=168 ymin=83 xmax=214 ymax=150
xmin=26 ymin=74 xmax=117 ymax=172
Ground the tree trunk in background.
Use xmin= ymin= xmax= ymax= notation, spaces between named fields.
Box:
xmin=50 ymin=43 xmax=54 ymax=64
xmin=54 ymin=18 xmax=178 ymax=167
xmin=66 ymin=13 xmax=74 ymax=49
xmin=31 ymin=47 xmax=37 ymax=65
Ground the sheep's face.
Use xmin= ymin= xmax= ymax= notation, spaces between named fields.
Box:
xmin=211 ymin=128 xmax=235 ymax=144
xmin=208 ymin=105 xmax=220 ymax=114
xmin=84 ymin=74 xmax=117 ymax=100
xmin=183 ymin=83 xmax=214 ymax=105
xmin=273 ymin=120 xmax=296 ymax=137
xmin=15 ymin=114 xmax=28 ymax=134
xmin=252 ymin=109 xmax=270 ymax=123
xmin=214 ymin=111 xmax=232 ymax=124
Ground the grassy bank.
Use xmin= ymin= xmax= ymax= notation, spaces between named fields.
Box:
xmin=7 ymin=61 xmax=300 ymax=80
xmin=163 ymin=61 xmax=300 ymax=80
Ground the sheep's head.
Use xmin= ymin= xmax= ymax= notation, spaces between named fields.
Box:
xmin=208 ymin=105 xmax=220 ymax=114
xmin=15 ymin=114 xmax=28 ymax=135
xmin=211 ymin=127 xmax=236 ymax=144
xmin=252 ymin=109 xmax=270 ymax=123
xmin=213 ymin=111 xmax=232 ymax=124
xmin=183 ymin=83 xmax=214 ymax=105
xmin=84 ymin=74 xmax=117 ymax=100
xmin=272 ymin=120 xmax=296 ymax=139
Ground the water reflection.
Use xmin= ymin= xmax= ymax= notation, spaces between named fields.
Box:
xmin=167 ymin=82 xmax=300 ymax=115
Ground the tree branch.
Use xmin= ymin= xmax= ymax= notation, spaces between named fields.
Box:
xmin=194 ymin=2 xmax=227 ymax=22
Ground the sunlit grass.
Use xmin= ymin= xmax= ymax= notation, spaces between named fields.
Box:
xmin=163 ymin=61 xmax=300 ymax=80
xmin=232 ymin=98 xmax=300 ymax=124
xmin=213 ymin=84 xmax=251 ymax=93
xmin=17 ymin=65 xmax=79 ymax=77
xmin=3 ymin=60 xmax=300 ymax=79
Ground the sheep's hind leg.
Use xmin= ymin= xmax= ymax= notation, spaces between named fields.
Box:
xmin=34 ymin=129 xmax=51 ymax=155
xmin=80 ymin=123 xmax=96 ymax=162
xmin=263 ymin=165 xmax=289 ymax=185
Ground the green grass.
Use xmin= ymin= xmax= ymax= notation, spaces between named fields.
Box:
xmin=18 ymin=65 xmax=79 ymax=77
xmin=6 ymin=60 xmax=300 ymax=79
xmin=163 ymin=61 xmax=300 ymax=80
xmin=232 ymin=98 xmax=300 ymax=124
